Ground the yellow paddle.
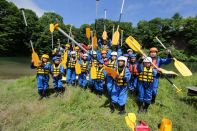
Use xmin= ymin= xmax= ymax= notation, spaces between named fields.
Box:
xmin=90 ymin=62 xmax=97 ymax=80
xmin=53 ymin=24 xmax=118 ymax=78
xmin=112 ymin=0 xmax=125 ymax=46
xmin=21 ymin=9 xmax=40 ymax=67
xmin=86 ymin=26 xmax=91 ymax=40
xmin=93 ymin=32 xmax=98 ymax=49
xmin=155 ymin=36 xmax=192 ymax=76
xmin=126 ymin=36 xmax=182 ymax=93
xmin=50 ymin=23 xmax=54 ymax=49
xmin=61 ymin=50 xmax=68 ymax=69
xmin=75 ymin=61 xmax=81 ymax=75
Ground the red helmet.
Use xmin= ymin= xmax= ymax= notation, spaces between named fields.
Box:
xmin=150 ymin=47 xmax=158 ymax=53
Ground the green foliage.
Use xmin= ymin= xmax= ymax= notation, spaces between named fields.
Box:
xmin=0 ymin=0 xmax=197 ymax=60
xmin=0 ymin=74 xmax=197 ymax=130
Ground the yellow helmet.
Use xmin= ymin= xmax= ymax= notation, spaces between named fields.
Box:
xmin=65 ymin=44 xmax=70 ymax=48
xmin=75 ymin=46 xmax=80 ymax=50
xmin=101 ymin=50 xmax=107 ymax=54
xmin=42 ymin=54 xmax=49 ymax=59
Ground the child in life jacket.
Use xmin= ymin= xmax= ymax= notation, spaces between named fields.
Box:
xmin=137 ymin=57 xmax=157 ymax=113
xmin=128 ymin=54 xmax=139 ymax=94
xmin=51 ymin=56 xmax=65 ymax=96
xmin=111 ymin=56 xmax=131 ymax=115
xmin=31 ymin=54 xmax=51 ymax=100
xmin=95 ymin=60 xmax=107 ymax=97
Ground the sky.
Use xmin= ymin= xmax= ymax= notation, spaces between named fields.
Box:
xmin=9 ymin=0 xmax=197 ymax=27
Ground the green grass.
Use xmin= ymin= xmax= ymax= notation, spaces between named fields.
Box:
xmin=0 ymin=74 xmax=197 ymax=131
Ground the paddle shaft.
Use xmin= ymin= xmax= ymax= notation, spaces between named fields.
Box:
xmin=121 ymin=30 xmax=123 ymax=46
xmin=104 ymin=9 xmax=107 ymax=31
xmin=119 ymin=0 xmax=125 ymax=22
xmin=91 ymin=31 xmax=93 ymax=51
xmin=51 ymin=33 xmax=53 ymax=49
xmin=21 ymin=9 xmax=34 ymax=49
xmin=67 ymin=25 xmax=73 ymax=43
xmin=155 ymin=37 xmax=167 ymax=49
xmin=95 ymin=0 xmax=99 ymax=31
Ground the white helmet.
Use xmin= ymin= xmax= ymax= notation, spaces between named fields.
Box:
xmin=70 ymin=51 xmax=76 ymax=55
xmin=118 ymin=56 xmax=127 ymax=66
xmin=83 ymin=53 xmax=88 ymax=57
xmin=127 ymin=49 xmax=133 ymax=52
xmin=92 ymin=51 xmax=97 ymax=55
xmin=143 ymin=57 xmax=152 ymax=63
xmin=111 ymin=51 xmax=117 ymax=56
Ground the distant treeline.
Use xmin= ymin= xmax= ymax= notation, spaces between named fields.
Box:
xmin=0 ymin=0 xmax=197 ymax=61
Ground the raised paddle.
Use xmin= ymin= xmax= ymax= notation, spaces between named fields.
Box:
xmin=21 ymin=9 xmax=40 ymax=67
xmin=51 ymin=24 xmax=118 ymax=79
xmin=126 ymin=36 xmax=182 ymax=93
xmin=112 ymin=0 xmax=125 ymax=46
xmin=155 ymin=36 xmax=192 ymax=76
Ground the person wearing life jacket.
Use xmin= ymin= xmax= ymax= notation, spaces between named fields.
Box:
xmin=89 ymin=51 xmax=99 ymax=92
xmin=75 ymin=46 xmax=81 ymax=60
xmin=137 ymin=57 xmax=157 ymax=113
xmin=127 ymin=49 xmax=133 ymax=56
xmin=78 ymin=53 xmax=89 ymax=89
xmin=62 ymin=44 xmax=71 ymax=72
xmin=98 ymin=39 xmax=110 ymax=51
xmin=128 ymin=54 xmax=139 ymax=93
xmin=31 ymin=54 xmax=51 ymax=100
xmin=123 ymin=54 xmax=130 ymax=67
xmin=149 ymin=47 xmax=172 ymax=103
xmin=106 ymin=51 xmax=118 ymax=97
xmin=111 ymin=56 xmax=131 ymax=115
xmin=101 ymin=50 xmax=108 ymax=65
xmin=51 ymin=56 xmax=65 ymax=96
xmin=95 ymin=60 xmax=107 ymax=97
xmin=66 ymin=51 xmax=77 ymax=85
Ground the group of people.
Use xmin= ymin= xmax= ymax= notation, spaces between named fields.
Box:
xmin=31 ymin=38 xmax=172 ymax=114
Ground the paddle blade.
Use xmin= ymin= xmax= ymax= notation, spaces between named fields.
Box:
xmin=49 ymin=24 xmax=55 ymax=33
xmin=103 ymin=66 xmax=118 ymax=79
xmin=90 ymin=65 xmax=97 ymax=79
xmin=75 ymin=62 xmax=81 ymax=75
xmin=173 ymin=58 xmax=192 ymax=76
xmin=160 ymin=68 xmax=179 ymax=76
xmin=125 ymin=116 xmax=135 ymax=130
xmin=61 ymin=51 xmax=68 ymax=69
xmin=102 ymin=30 xmax=108 ymax=40
xmin=86 ymin=27 xmax=91 ymax=39
xmin=112 ymin=30 xmax=120 ymax=46
xmin=93 ymin=33 xmax=98 ymax=49
xmin=125 ymin=36 xmax=141 ymax=52
xmin=129 ymin=36 xmax=141 ymax=48
xmin=32 ymin=49 xmax=40 ymax=67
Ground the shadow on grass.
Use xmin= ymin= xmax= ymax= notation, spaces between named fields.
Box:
xmin=180 ymin=97 xmax=197 ymax=110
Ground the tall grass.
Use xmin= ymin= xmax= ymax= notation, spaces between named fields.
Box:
xmin=0 ymin=74 xmax=196 ymax=131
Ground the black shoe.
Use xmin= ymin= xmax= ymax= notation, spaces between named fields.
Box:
xmin=110 ymin=103 xmax=115 ymax=113
xmin=38 ymin=90 xmax=44 ymax=100
xmin=98 ymin=91 xmax=102 ymax=98
xmin=143 ymin=103 xmax=150 ymax=113
xmin=38 ymin=96 xmax=43 ymax=100
xmin=54 ymin=88 xmax=59 ymax=97
xmin=151 ymin=95 xmax=156 ymax=104
xmin=137 ymin=102 xmax=144 ymax=113
xmin=118 ymin=105 xmax=126 ymax=115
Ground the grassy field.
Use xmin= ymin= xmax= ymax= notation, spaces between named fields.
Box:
xmin=0 ymin=74 xmax=197 ymax=131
